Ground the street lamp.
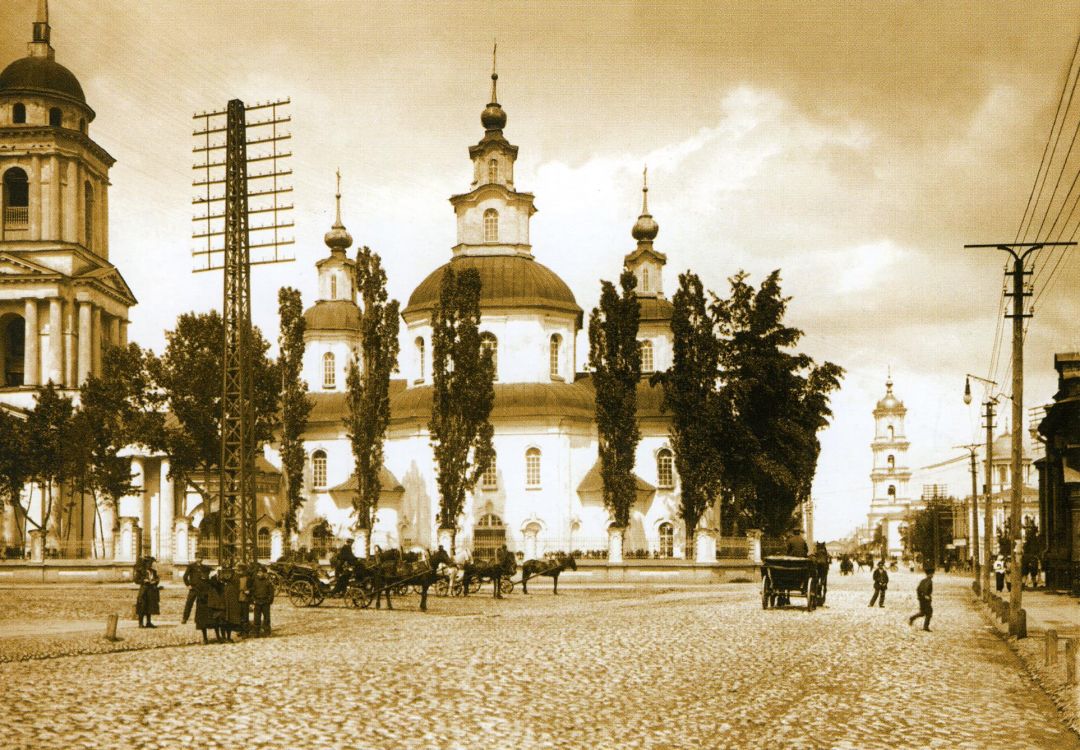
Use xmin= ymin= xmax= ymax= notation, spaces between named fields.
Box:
xmin=964 ymin=373 xmax=999 ymax=601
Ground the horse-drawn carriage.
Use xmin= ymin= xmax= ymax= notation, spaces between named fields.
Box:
xmin=760 ymin=555 xmax=825 ymax=611
xmin=271 ymin=560 xmax=372 ymax=609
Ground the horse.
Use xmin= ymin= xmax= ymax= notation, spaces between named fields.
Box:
xmin=839 ymin=555 xmax=854 ymax=576
xmin=461 ymin=552 xmax=517 ymax=598
xmin=520 ymin=553 xmax=577 ymax=595
xmin=856 ymin=555 xmax=872 ymax=573
xmin=810 ymin=542 xmax=830 ymax=605
xmin=368 ymin=547 xmax=450 ymax=611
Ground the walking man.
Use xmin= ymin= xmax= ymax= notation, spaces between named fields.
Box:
xmin=251 ymin=565 xmax=275 ymax=637
xmin=994 ymin=554 xmax=1006 ymax=592
xmin=868 ymin=559 xmax=889 ymax=607
xmin=181 ymin=556 xmax=209 ymax=625
xmin=908 ymin=566 xmax=934 ymax=632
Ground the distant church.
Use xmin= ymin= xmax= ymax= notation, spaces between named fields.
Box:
xmin=0 ymin=5 xmax=725 ymax=565
xmin=865 ymin=376 xmax=913 ymax=557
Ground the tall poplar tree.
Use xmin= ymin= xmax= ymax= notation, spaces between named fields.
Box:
xmin=278 ymin=287 xmax=311 ymax=546
xmin=588 ymin=270 xmax=641 ymax=534
xmin=23 ymin=382 xmax=75 ymax=545
xmin=652 ymin=271 xmax=723 ymax=554
xmin=344 ymin=247 xmax=400 ymax=555
xmin=429 ymin=267 xmax=495 ymax=551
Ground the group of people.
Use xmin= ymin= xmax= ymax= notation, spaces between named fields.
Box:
xmin=861 ymin=558 xmax=934 ymax=631
xmin=993 ymin=553 xmax=1041 ymax=592
xmin=133 ymin=555 xmax=276 ymax=644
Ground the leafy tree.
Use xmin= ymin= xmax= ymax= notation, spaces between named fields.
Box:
xmin=344 ymin=247 xmax=400 ymax=555
xmin=278 ymin=287 xmax=312 ymax=546
xmin=429 ymin=267 xmax=496 ymax=551
xmin=0 ymin=408 xmax=28 ymax=547
xmin=652 ymin=271 xmax=722 ymax=554
xmin=23 ymin=382 xmax=75 ymax=545
xmin=154 ymin=311 xmax=278 ymax=507
xmin=906 ymin=496 xmax=954 ymax=568
xmin=712 ymin=270 xmax=843 ymax=536
xmin=588 ymin=270 xmax=641 ymax=532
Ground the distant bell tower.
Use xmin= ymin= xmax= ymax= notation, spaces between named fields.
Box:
xmin=622 ymin=168 xmax=673 ymax=374
xmin=0 ymin=0 xmax=136 ymax=398
xmin=866 ymin=374 xmax=912 ymax=557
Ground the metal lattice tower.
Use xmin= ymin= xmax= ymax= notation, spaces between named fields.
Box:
xmin=193 ymin=99 xmax=293 ymax=566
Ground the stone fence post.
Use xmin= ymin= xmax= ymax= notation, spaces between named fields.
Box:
xmin=746 ymin=529 xmax=763 ymax=565
xmin=695 ymin=528 xmax=717 ymax=563
xmin=608 ymin=526 xmax=625 ymax=564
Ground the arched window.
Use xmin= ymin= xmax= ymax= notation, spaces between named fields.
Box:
xmin=657 ymin=448 xmax=674 ymax=488
xmin=323 ymin=352 xmax=336 ymax=389
xmin=887 ymin=485 xmax=896 ymax=500
xmin=257 ymin=528 xmax=271 ymax=559
xmin=640 ymin=340 xmax=653 ymax=373
xmin=887 ymin=455 xmax=895 ymax=470
xmin=482 ymin=456 xmax=497 ymax=489
xmin=83 ymin=182 xmax=93 ymax=249
xmin=312 ymin=450 xmax=328 ymax=489
xmin=12 ymin=103 xmax=25 ymax=124
xmin=49 ymin=107 xmax=61 ymax=127
xmin=3 ymin=167 xmax=29 ymax=230
xmin=330 ymin=274 xmax=337 ymax=300
xmin=488 ymin=158 xmax=499 ymax=183
xmin=480 ymin=332 xmax=498 ymax=379
xmin=474 ymin=513 xmax=506 ymax=561
xmin=525 ymin=448 xmax=541 ymax=488
xmin=887 ymin=425 xmax=894 ymax=440
xmin=642 ymin=266 xmax=650 ymax=292
xmin=659 ymin=522 xmax=674 ymax=558
xmin=415 ymin=337 xmax=425 ymax=382
xmin=484 ymin=208 xmax=499 ymax=242
xmin=78 ymin=117 xmax=86 ymax=134
xmin=549 ymin=334 xmax=561 ymax=379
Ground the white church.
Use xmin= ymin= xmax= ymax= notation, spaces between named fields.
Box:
xmin=0 ymin=5 xmax=723 ymax=566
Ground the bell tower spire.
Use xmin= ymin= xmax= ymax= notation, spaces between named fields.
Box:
xmin=30 ymin=0 xmax=54 ymax=60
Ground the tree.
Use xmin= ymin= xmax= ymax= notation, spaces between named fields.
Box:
xmin=344 ymin=247 xmax=400 ymax=555
xmin=906 ymin=496 xmax=954 ymax=568
xmin=429 ymin=267 xmax=495 ymax=551
xmin=278 ymin=287 xmax=312 ymax=547
xmin=0 ymin=408 xmax=28 ymax=549
xmin=712 ymin=270 xmax=843 ymax=536
xmin=23 ymin=382 xmax=75 ymax=546
xmin=588 ymin=270 xmax=641 ymax=532
xmin=154 ymin=311 xmax=279 ymax=507
xmin=652 ymin=271 xmax=722 ymax=554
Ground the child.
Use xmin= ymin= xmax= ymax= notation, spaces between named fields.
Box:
xmin=868 ymin=559 xmax=889 ymax=607
xmin=908 ymin=566 xmax=934 ymax=632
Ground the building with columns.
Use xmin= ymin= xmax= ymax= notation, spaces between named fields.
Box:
xmin=0 ymin=3 xmax=138 ymax=560
xmin=865 ymin=376 xmax=915 ymax=557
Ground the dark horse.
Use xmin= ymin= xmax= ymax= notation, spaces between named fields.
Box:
xmin=520 ymin=553 xmax=577 ymax=595
xmin=368 ymin=547 xmax=450 ymax=612
xmin=810 ymin=542 xmax=831 ymax=606
xmin=462 ymin=551 xmax=517 ymax=598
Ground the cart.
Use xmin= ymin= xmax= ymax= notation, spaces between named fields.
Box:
xmin=760 ymin=556 xmax=821 ymax=612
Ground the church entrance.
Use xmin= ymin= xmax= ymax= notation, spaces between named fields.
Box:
xmin=473 ymin=513 xmax=505 ymax=561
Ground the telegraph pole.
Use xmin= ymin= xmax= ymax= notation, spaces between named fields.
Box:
xmin=984 ymin=399 xmax=995 ymax=601
xmin=967 ymin=241 xmax=1074 ymax=636
xmin=954 ymin=443 xmax=981 ymax=586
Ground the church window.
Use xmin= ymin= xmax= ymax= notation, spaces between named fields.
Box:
xmin=480 ymin=332 xmax=498 ymax=379
xmin=2 ymin=167 xmax=29 ymax=230
xmin=642 ymin=266 xmax=650 ymax=292
xmin=323 ymin=352 xmax=336 ymax=389
xmin=482 ymin=457 xmax=497 ymax=489
xmin=887 ymin=425 xmax=894 ymax=440
xmin=49 ymin=107 xmax=61 ymax=127
xmin=887 ymin=454 xmax=895 ymax=470
xmin=83 ymin=182 xmax=93 ymax=250
xmin=549 ymin=334 xmax=561 ymax=379
xmin=12 ymin=103 xmax=25 ymax=124
xmin=887 ymin=485 xmax=896 ymax=500
xmin=415 ymin=337 xmax=425 ymax=382
xmin=640 ymin=340 xmax=653 ymax=373
xmin=525 ymin=448 xmax=541 ymax=488
xmin=657 ymin=448 xmax=674 ymax=488
xmin=488 ymin=158 xmax=499 ymax=183
xmin=658 ymin=522 xmax=674 ymax=558
xmin=330 ymin=274 xmax=337 ymax=300
xmin=312 ymin=450 xmax=328 ymax=489
xmin=257 ymin=528 xmax=271 ymax=559
xmin=484 ymin=209 xmax=499 ymax=242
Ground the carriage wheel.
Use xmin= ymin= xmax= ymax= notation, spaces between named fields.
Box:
xmin=287 ymin=580 xmax=314 ymax=607
xmin=468 ymin=578 xmax=482 ymax=594
xmin=312 ymin=589 xmax=326 ymax=607
xmin=452 ymin=580 xmax=465 ymax=597
xmin=807 ymin=581 xmax=818 ymax=612
xmin=434 ymin=578 xmax=450 ymax=597
xmin=346 ymin=584 xmax=372 ymax=609
xmin=499 ymin=578 xmax=514 ymax=595
xmin=267 ymin=570 xmax=284 ymax=594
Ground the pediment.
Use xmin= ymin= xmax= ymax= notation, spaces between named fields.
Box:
xmin=0 ymin=252 xmax=59 ymax=277
xmin=77 ymin=265 xmax=137 ymax=305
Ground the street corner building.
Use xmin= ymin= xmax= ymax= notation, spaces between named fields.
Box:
xmin=0 ymin=4 xmax=723 ymax=571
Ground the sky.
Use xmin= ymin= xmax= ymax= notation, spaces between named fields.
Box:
xmin=3 ymin=0 xmax=1079 ymax=540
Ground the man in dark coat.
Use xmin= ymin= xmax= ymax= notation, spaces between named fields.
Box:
xmin=331 ymin=539 xmax=358 ymax=596
xmin=785 ymin=529 xmax=809 ymax=557
xmin=251 ymin=565 xmax=275 ymax=637
xmin=181 ymin=556 xmax=209 ymax=624
xmin=219 ymin=567 xmax=243 ymax=641
xmin=908 ymin=566 xmax=934 ymax=631
xmin=135 ymin=556 xmax=161 ymax=628
xmin=868 ymin=559 xmax=889 ymax=607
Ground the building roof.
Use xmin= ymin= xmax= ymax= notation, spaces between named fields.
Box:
xmin=638 ymin=296 xmax=673 ymax=323
xmin=576 ymin=460 xmax=656 ymax=495
xmin=303 ymin=300 xmax=360 ymax=332
xmin=0 ymin=56 xmax=87 ymax=108
xmin=328 ymin=467 xmax=405 ymax=495
xmin=402 ymin=255 xmax=581 ymax=321
xmin=307 ymin=381 xmax=408 ymax=424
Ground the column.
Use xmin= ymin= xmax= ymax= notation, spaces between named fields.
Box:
xmin=159 ymin=459 xmax=174 ymax=563
xmin=63 ymin=300 xmax=76 ymax=386
xmin=607 ymin=526 xmax=625 ymax=564
xmin=1 ymin=502 xmax=16 ymax=550
xmin=23 ymin=299 xmax=39 ymax=386
xmin=63 ymin=159 xmax=77 ymax=242
xmin=91 ymin=306 xmax=102 ymax=376
xmin=47 ymin=298 xmax=63 ymax=385
xmin=109 ymin=316 xmax=120 ymax=347
xmin=119 ymin=320 xmax=128 ymax=347
xmin=173 ymin=519 xmax=191 ymax=565
xmin=99 ymin=179 xmax=109 ymax=259
xmin=77 ymin=301 xmax=91 ymax=384
xmin=30 ymin=155 xmax=41 ymax=241
xmin=29 ymin=529 xmax=44 ymax=562
xmin=48 ymin=155 xmax=60 ymax=239
xmin=116 ymin=517 xmax=139 ymax=563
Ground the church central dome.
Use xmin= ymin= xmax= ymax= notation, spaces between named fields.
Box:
xmin=0 ymin=55 xmax=86 ymax=107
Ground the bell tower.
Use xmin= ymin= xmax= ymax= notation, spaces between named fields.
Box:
xmin=0 ymin=1 xmax=136 ymax=398
xmin=866 ymin=374 xmax=913 ymax=556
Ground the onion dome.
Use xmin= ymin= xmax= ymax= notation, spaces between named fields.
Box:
xmin=876 ymin=376 xmax=903 ymax=411
xmin=632 ymin=167 xmax=659 ymax=242
xmin=323 ymin=169 xmax=353 ymax=253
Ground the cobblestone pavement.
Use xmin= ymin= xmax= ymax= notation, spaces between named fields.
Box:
xmin=1 ymin=570 xmax=1078 ymax=749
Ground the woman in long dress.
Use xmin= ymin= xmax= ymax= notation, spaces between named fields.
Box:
xmin=135 ymin=556 xmax=161 ymax=628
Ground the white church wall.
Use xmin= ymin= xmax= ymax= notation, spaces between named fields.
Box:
xmin=302 ymin=334 xmax=356 ymax=393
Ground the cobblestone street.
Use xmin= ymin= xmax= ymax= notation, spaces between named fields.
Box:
xmin=1 ymin=569 xmax=1077 ymax=749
